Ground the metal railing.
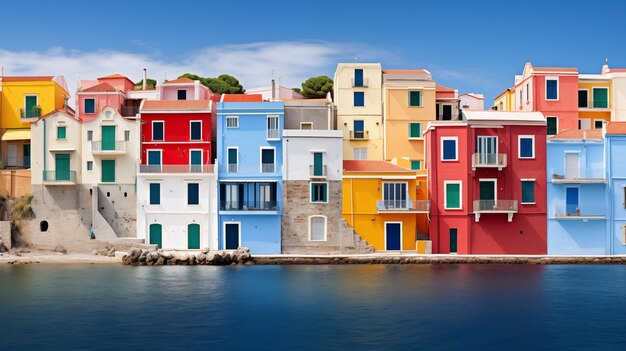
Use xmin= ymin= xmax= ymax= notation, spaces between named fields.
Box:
xmin=473 ymin=200 xmax=518 ymax=212
xmin=551 ymin=168 xmax=605 ymax=182
xmin=350 ymin=130 xmax=369 ymax=140
xmin=226 ymin=164 xmax=278 ymax=174
xmin=139 ymin=164 xmax=214 ymax=173
xmin=43 ymin=170 xmax=76 ymax=182
xmin=20 ymin=107 xmax=41 ymax=119
xmin=472 ymin=153 xmax=507 ymax=168
xmin=120 ymin=106 xmax=140 ymax=117
xmin=309 ymin=165 xmax=327 ymax=177
xmin=554 ymin=204 xmax=605 ymax=218
xmin=91 ymin=141 xmax=127 ymax=153
xmin=261 ymin=163 xmax=275 ymax=173
xmin=220 ymin=201 xmax=278 ymax=211
xmin=351 ymin=78 xmax=369 ymax=87
xmin=266 ymin=129 xmax=280 ymax=139
xmin=377 ymin=200 xmax=430 ymax=212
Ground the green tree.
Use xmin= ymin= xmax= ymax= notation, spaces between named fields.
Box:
xmin=300 ymin=76 xmax=333 ymax=99
xmin=177 ymin=73 xmax=245 ymax=94
xmin=292 ymin=87 xmax=302 ymax=95
xmin=135 ymin=78 xmax=157 ymax=89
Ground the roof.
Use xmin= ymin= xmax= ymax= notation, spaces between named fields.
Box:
xmin=162 ymin=77 xmax=195 ymax=85
xmin=221 ymin=94 xmax=263 ymax=102
xmin=436 ymin=85 xmax=455 ymax=92
xmin=463 ymin=111 xmax=545 ymax=123
xmin=532 ymin=67 xmax=578 ymax=73
xmin=608 ymin=68 xmax=626 ymax=73
xmin=343 ymin=160 xmax=412 ymax=172
xmin=460 ymin=93 xmax=485 ymax=100
xmin=1 ymin=76 xmax=55 ymax=82
xmin=550 ymin=129 xmax=603 ymax=140
xmin=2 ymin=129 xmax=31 ymax=141
xmin=382 ymin=69 xmax=429 ymax=75
xmin=81 ymin=82 xmax=118 ymax=93
xmin=141 ymin=100 xmax=211 ymax=111
xmin=606 ymin=122 xmax=626 ymax=135
xmin=494 ymin=87 xmax=514 ymax=100
xmin=98 ymin=74 xmax=128 ymax=79
xmin=40 ymin=108 xmax=76 ymax=120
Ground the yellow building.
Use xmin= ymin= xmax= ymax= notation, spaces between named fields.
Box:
xmin=334 ymin=63 xmax=383 ymax=161
xmin=0 ymin=75 xmax=70 ymax=168
xmin=578 ymin=74 xmax=611 ymax=129
xmin=493 ymin=87 xmax=514 ymax=111
xmin=342 ymin=160 xmax=430 ymax=251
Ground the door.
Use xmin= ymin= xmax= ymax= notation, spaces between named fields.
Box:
xmin=101 ymin=126 xmax=116 ymax=151
xmin=101 ymin=160 xmax=116 ymax=182
xmin=385 ymin=223 xmax=401 ymax=250
xmin=25 ymin=95 xmax=38 ymax=118
xmin=476 ymin=136 xmax=497 ymax=164
xmin=579 ymin=119 xmax=591 ymax=130
xmin=565 ymin=153 xmax=578 ymax=179
xmin=443 ymin=105 xmax=452 ymax=120
xmin=383 ymin=182 xmax=408 ymax=209
xmin=187 ymin=224 xmax=200 ymax=249
xmin=313 ymin=152 xmax=323 ymax=176
xmin=190 ymin=150 xmax=202 ymax=172
xmin=353 ymin=120 xmax=364 ymax=139
xmin=23 ymin=144 xmax=30 ymax=167
xmin=449 ymin=228 xmax=458 ymax=254
xmin=147 ymin=150 xmax=161 ymax=172
xmin=7 ymin=144 xmax=17 ymax=167
xmin=479 ymin=180 xmax=496 ymax=209
xmin=225 ymin=223 xmax=239 ymax=250
xmin=55 ymin=153 xmax=70 ymax=181
xmin=566 ymin=187 xmax=579 ymax=215
xmin=149 ymin=224 xmax=162 ymax=249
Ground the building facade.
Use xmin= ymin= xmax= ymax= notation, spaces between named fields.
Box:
xmin=436 ymin=85 xmax=460 ymax=120
xmin=605 ymin=122 xmax=626 ymax=254
xmin=283 ymin=97 xmax=335 ymax=130
xmin=459 ymin=93 xmax=485 ymax=111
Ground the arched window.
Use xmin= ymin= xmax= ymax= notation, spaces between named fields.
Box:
xmin=309 ymin=216 xmax=327 ymax=241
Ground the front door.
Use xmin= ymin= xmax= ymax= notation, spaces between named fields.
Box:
xmin=225 ymin=223 xmax=239 ymax=250
xmin=479 ymin=180 xmax=496 ymax=209
xmin=101 ymin=126 xmax=116 ymax=151
xmin=450 ymin=228 xmax=458 ymax=254
xmin=101 ymin=160 xmax=116 ymax=182
xmin=476 ymin=136 xmax=497 ymax=164
xmin=190 ymin=150 xmax=202 ymax=172
xmin=149 ymin=224 xmax=162 ymax=249
xmin=55 ymin=153 xmax=70 ymax=181
xmin=565 ymin=153 xmax=578 ymax=179
xmin=7 ymin=144 xmax=17 ymax=167
xmin=385 ymin=223 xmax=401 ymax=251
xmin=23 ymin=144 xmax=30 ymax=168
xmin=187 ymin=224 xmax=200 ymax=249
xmin=566 ymin=187 xmax=579 ymax=215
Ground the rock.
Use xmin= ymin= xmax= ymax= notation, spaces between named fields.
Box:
xmin=130 ymin=249 xmax=141 ymax=259
xmin=156 ymin=256 xmax=165 ymax=265
xmin=202 ymin=248 xmax=210 ymax=254
xmin=107 ymin=248 xmax=116 ymax=257
xmin=0 ymin=239 xmax=7 ymax=253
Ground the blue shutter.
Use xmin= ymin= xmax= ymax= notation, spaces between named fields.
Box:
xmin=190 ymin=121 xmax=201 ymax=140
xmin=148 ymin=151 xmax=161 ymax=165
xmin=546 ymin=80 xmax=558 ymax=99
xmin=149 ymin=183 xmax=160 ymax=205
xmin=188 ymin=183 xmax=199 ymax=205
xmin=520 ymin=138 xmax=533 ymax=158
xmin=443 ymin=140 xmax=456 ymax=160
xmin=84 ymin=99 xmax=95 ymax=114
xmin=354 ymin=92 xmax=365 ymax=106
xmin=153 ymin=122 xmax=164 ymax=141
xmin=354 ymin=69 xmax=363 ymax=87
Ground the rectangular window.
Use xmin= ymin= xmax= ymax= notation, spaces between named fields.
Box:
xmin=84 ymin=98 xmax=95 ymax=114
xmin=578 ymin=90 xmax=588 ymax=108
xmin=101 ymin=160 xmax=116 ymax=183
xmin=353 ymin=120 xmax=365 ymax=139
xmin=519 ymin=90 xmax=523 ymax=108
xmin=518 ymin=136 xmax=535 ymax=159
xmin=436 ymin=104 xmax=440 ymax=119
xmin=177 ymin=89 xmax=187 ymax=100
xmin=353 ymin=148 xmax=367 ymax=160
xmin=147 ymin=150 xmax=161 ymax=165
xmin=521 ymin=180 xmax=535 ymax=204
xmin=383 ymin=182 xmax=408 ymax=209
xmin=152 ymin=121 xmax=164 ymax=141
xmin=87 ymin=130 xmax=93 ymax=141
xmin=24 ymin=95 xmax=38 ymax=118
xmin=313 ymin=152 xmax=324 ymax=176
xmin=261 ymin=148 xmax=275 ymax=173
xmin=411 ymin=160 xmax=421 ymax=170
xmin=354 ymin=69 xmax=364 ymax=87
xmin=187 ymin=183 xmax=199 ymax=205
xmin=57 ymin=126 xmax=67 ymax=140
xmin=443 ymin=105 xmax=452 ymax=120
xmin=409 ymin=122 xmax=422 ymax=138
xmin=149 ymin=183 xmax=160 ymax=205
xmin=310 ymin=216 xmax=326 ymax=241
xmin=124 ymin=130 xmax=130 ymax=141
xmin=300 ymin=122 xmax=313 ymax=130
xmin=409 ymin=91 xmax=422 ymax=107
xmin=311 ymin=182 xmax=328 ymax=203
xmin=227 ymin=147 xmax=237 ymax=172
xmin=525 ymin=84 xmax=530 ymax=102
xmin=87 ymin=161 xmax=93 ymax=171
xmin=594 ymin=120 xmax=604 ymax=129
xmin=546 ymin=117 xmax=558 ymax=136
xmin=445 ymin=182 xmax=462 ymax=209
xmin=267 ymin=115 xmax=279 ymax=139
xmin=226 ymin=116 xmax=239 ymax=128
xmin=354 ymin=92 xmax=365 ymax=107
xmin=190 ymin=121 xmax=202 ymax=141
xmin=546 ymin=78 xmax=558 ymax=100
xmin=593 ymin=88 xmax=608 ymax=108
xmin=441 ymin=137 xmax=458 ymax=161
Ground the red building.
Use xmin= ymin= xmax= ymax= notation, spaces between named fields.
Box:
xmin=425 ymin=111 xmax=547 ymax=254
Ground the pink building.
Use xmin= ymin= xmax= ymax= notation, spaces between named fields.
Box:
xmin=76 ymin=74 xmax=143 ymax=120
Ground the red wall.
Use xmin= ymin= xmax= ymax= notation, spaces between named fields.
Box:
xmin=533 ymin=74 xmax=579 ymax=132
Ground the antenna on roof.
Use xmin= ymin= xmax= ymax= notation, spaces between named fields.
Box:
xmin=606 ymin=58 xmax=609 ymax=65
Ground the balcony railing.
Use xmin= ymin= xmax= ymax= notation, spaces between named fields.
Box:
xmin=309 ymin=165 xmax=327 ymax=178
xmin=377 ymin=200 xmax=430 ymax=213
xmin=551 ymin=168 xmax=606 ymax=183
xmin=473 ymin=200 xmax=518 ymax=222
xmin=261 ymin=163 xmax=276 ymax=173
xmin=351 ymin=78 xmax=369 ymax=87
xmin=20 ymin=107 xmax=41 ymax=119
xmin=220 ymin=201 xmax=278 ymax=211
xmin=267 ymin=129 xmax=280 ymax=139
xmin=139 ymin=164 xmax=214 ymax=174
xmin=554 ymin=204 xmax=606 ymax=220
xmin=226 ymin=164 xmax=278 ymax=174
xmin=472 ymin=153 xmax=507 ymax=170
xmin=42 ymin=170 xmax=76 ymax=184
xmin=120 ymin=106 xmax=140 ymax=117
xmin=91 ymin=141 xmax=127 ymax=154
xmin=350 ymin=130 xmax=369 ymax=140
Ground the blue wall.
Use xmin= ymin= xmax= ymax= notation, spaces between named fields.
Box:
xmin=607 ymin=134 xmax=626 ymax=254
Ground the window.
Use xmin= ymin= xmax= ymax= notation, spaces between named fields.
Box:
xmin=354 ymin=92 xmax=365 ymax=107
xmin=190 ymin=121 xmax=202 ymax=141
xmin=436 ymin=104 xmax=440 ymax=118
xmin=87 ymin=130 xmax=93 ymax=141
xmin=408 ymin=122 xmax=422 ymax=139
xmin=187 ymin=183 xmax=199 ymax=205
xmin=521 ymin=180 xmax=535 ymax=204
xmin=546 ymin=117 xmax=558 ymax=136
xmin=443 ymin=105 xmax=452 ymax=120
xmin=444 ymin=181 xmax=462 ymax=210
xmin=622 ymin=225 xmax=626 ymax=245
xmin=57 ymin=126 xmax=66 ymax=140
xmin=518 ymin=136 xmax=535 ymax=159
xmin=409 ymin=91 xmax=422 ymax=107
xmin=525 ymin=84 xmax=530 ymax=102
xmin=579 ymin=118 xmax=591 ymax=130
xmin=441 ymin=137 xmax=458 ymax=161
xmin=190 ymin=150 xmax=202 ymax=171
xmin=87 ymin=161 xmax=93 ymax=171
xmin=623 ymin=187 xmax=626 ymax=209
xmin=177 ymin=89 xmax=187 ymax=100
xmin=84 ymin=98 xmax=95 ymax=114
xmin=267 ymin=115 xmax=279 ymax=139
xmin=546 ymin=78 xmax=558 ymax=100
xmin=226 ymin=116 xmax=239 ymax=128
xmin=147 ymin=150 xmax=161 ymax=166
xmin=149 ymin=183 xmax=160 ymax=205
xmin=353 ymin=120 xmax=365 ymax=140
xmin=311 ymin=182 xmax=328 ymax=203
xmin=578 ymin=90 xmax=588 ymax=108
xmin=227 ymin=147 xmax=238 ymax=172
xmin=594 ymin=120 xmax=604 ymax=129
xmin=124 ymin=130 xmax=130 ymax=141
xmin=593 ymin=88 xmax=608 ymax=108
xmin=309 ymin=216 xmax=327 ymax=241
xmin=300 ymin=122 xmax=313 ymax=130
xmin=152 ymin=121 xmax=164 ymax=141
xmin=261 ymin=148 xmax=275 ymax=173
xmin=411 ymin=160 xmax=421 ymax=170
xmin=354 ymin=69 xmax=364 ymax=87
xmin=353 ymin=147 xmax=367 ymax=160
xmin=312 ymin=152 xmax=324 ymax=176
xmin=519 ymin=90 xmax=523 ymax=108
xmin=383 ymin=182 xmax=408 ymax=209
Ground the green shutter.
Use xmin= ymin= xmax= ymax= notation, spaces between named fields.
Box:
xmin=409 ymin=91 xmax=422 ymax=107
xmin=522 ymin=181 xmax=535 ymax=203
xmin=313 ymin=152 xmax=323 ymax=176
xmin=55 ymin=154 xmax=70 ymax=181
xmin=149 ymin=224 xmax=162 ymax=249
xmin=322 ymin=183 xmax=327 ymax=202
xmin=188 ymin=224 xmax=200 ymax=249
xmin=593 ymin=88 xmax=608 ymax=108
xmin=411 ymin=160 xmax=421 ymax=170
xmin=57 ymin=126 xmax=67 ymax=140
xmin=101 ymin=160 xmax=116 ymax=183
xmin=479 ymin=181 xmax=495 ymax=201
xmin=25 ymin=96 xmax=38 ymax=118
xmin=409 ymin=123 xmax=421 ymax=138
xmin=446 ymin=183 xmax=460 ymax=209
xmin=149 ymin=183 xmax=160 ymax=205
xmin=547 ymin=117 xmax=557 ymax=135
xmin=101 ymin=126 xmax=116 ymax=151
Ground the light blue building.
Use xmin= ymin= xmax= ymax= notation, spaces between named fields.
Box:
xmin=606 ymin=125 xmax=626 ymax=255
xmin=547 ymin=130 xmax=609 ymax=255
xmin=216 ymin=98 xmax=284 ymax=254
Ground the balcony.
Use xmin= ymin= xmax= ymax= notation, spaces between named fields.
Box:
xmin=261 ymin=163 xmax=275 ymax=173
xmin=554 ymin=205 xmax=606 ymax=220
xmin=138 ymin=164 xmax=214 ymax=174
xmin=351 ymin=78 xmax=369 ymax=87
xmin=226 ymin=164 xmax=278 ymax=174
xmin=20 ymin=107 xmax=41 ymax=122
xmin=309 ymin=165 xmax=327 ymax=179
xmin=120 ymin=106 xmax=140 ymax=117
xmin=473 ymin=200 xmax=518 ymax=222
xmin=220 ymin=201 xmax=278 ymax=212
xmin=266 ymin=129 xmax=280 ymax=140
xmin=551 ymin=168 xmax=606 ymax=184
xmin=42 ymin=171 xmax=76 ymax=185
xmin=377 ymin=200 xmax=430 ymax=213
xmin=472 ymin=153 xmax=507 ymax=171
xmin=91 ymin=141 xmax=128 ymax=156
xmin=579 ymin=101 xmax=609 ymax=110
xmin=350 ymin=130 xmax=369 ymax=141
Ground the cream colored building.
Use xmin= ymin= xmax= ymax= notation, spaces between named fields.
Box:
xmin=602 ymin=65 xmax=626 ymax=121
xmin=333 ymin=63 xmax=383 ymax=160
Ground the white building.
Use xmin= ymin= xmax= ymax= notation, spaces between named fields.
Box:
xmin=246 ymin=84 xmax=304 ymax=101
xmin=459 ymin=93 xmax=485 ymax=111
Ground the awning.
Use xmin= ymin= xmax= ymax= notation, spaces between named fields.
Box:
xmin=2 ymin=129 xmax=30 ymax=141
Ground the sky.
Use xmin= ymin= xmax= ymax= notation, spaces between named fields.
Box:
xmin=1 ymin=0 xmax=626 ymax=105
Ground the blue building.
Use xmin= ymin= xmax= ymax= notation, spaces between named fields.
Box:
xmin=216 ymin=96 xmax=284 ymax=254
xmin=606 ymin=123 xmax=626 ymax=255
xmin=547 ymin=130 xmax=609 ymax=255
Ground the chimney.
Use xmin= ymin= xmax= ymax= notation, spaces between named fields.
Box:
xmin=143 ymin=68 xmax=147 ymax=90
xmin=271 ymin=79 xmax=276 ymax=100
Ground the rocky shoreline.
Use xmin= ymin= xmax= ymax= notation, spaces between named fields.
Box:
xmin=122 ymin=248 xmax=253 ymax=266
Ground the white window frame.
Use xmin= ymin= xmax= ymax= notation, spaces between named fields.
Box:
xmin=308 ymin=215 xmax=328 ymax=241
xmin=384 ymin=221 xmax=403 ymax=251
xmin=592 ymin=87 xmax=609 ymax=109
xmin=189 ymin=149 xmax=204 ymax=166
xmin=578 ymin=89 xmax=589 ymax=108
xmin=152 ymin=121 xmax=165 ymax=141
xmin=521 ymin=178 xmax=536 ymax=205
xmin=593 ymin=119 xmax=605 ymax=129
xmin=440 ymin=136 xmax=458 ymax=162
xmin=146 ymin=149 xmax=163 ymax=167
xmin=226 ymin=146 xmax=238 ymax=172
xmin=259 ymin=146 xmax=276 ymax=173
xmin=578 ymin=118 xmax=591 ymax=130
xmin=226 ymin=116 xmax=239 ymax=128
xmin=87 ymin=161 xmax=93 ymax=172
xmin=87 ymin=130 xmax=93 ymax=141
xmin=222 ymin=222 xmax=241 ymax=250
xmin=189 ymin=120 xmax=202 ymax=141
xmin=518 ymin=135 xmax=535 ymax=159
xmin=124 ymin=130 xmax=130 ymax=141
xmin=187 ymin=182 xmax=200 ymax=206
xmin=266 ymin=115 xmax=280 ymax=140
xmin=478 ymin=178 xmax=498 ymax=204
xmin=545 ymin=76 xmax=559 ymax=101
xmin=84 ymin=97 xmax=96 ymax=114
xmin=310 ymin=181 xmax=329 ymax=204
xmin=443 ymin=180 xmax=463 ymax=210
xmin=408 ymin=91 xmax=422 ymax=107
xmin=518 ymin=89 xmax=523 ymax=109
xmin=300 ymin=122 xmax=313 ymax=130
xmin=382 ymin=181 xmax=409 ymax=203
xmin=525 ymin=83 xmax=530 ymax=102
xmin=353 ymin=147 xmax=367 ymax=160
xmin=408 ymin=122 xmax=423 ymax=140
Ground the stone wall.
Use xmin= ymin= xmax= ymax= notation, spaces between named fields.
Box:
xmin=97 ymin=184 xmax=136 ymax=238
xmin=0 ymin=221 xmax=11 ymax=250
xmin=0 ymin=170 xmax=31 ymax=198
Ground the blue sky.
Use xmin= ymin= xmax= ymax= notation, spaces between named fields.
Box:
xmin=2 ymin=0 xmax=626 ymax=104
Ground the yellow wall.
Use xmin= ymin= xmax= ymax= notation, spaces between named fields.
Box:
xmin=1 ymin=81 xmax=67 ymax=130
xmin=493 ymin=89 xmax=514 ymax=111
xmin=578 ymin=80 xmax=612 ymax=109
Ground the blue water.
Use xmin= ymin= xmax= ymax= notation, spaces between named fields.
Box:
xmin=1 ymin=264 xmax=626 ymax=350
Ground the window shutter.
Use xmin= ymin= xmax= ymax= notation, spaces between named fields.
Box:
xmin=446 ymin=183 xmax=460 ymax=208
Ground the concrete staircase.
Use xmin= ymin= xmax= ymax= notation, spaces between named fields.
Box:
xmin=339 ymin=219 xmax=374 ymax=254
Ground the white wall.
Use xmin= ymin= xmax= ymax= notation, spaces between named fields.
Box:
xmin=612 ymin=75 xmax=626 ymax=121
xmin=282 ymin=130 xmax=343 ymax=181
xmin=460 ymin=94 xmax=485 ymax=111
